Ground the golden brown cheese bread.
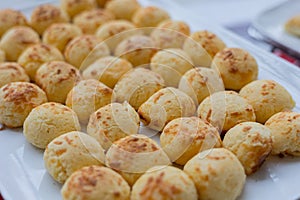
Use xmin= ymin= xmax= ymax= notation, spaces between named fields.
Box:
xmin=0 ymin=26 xmax=40 ymax=61
xmin=265 ymin=111 xmax=300 ymax=156
xmin=0 ymin=62 xmax=29 ymax=88
xmin=105 ymin=0 xmax=141 ymax=21
xmin=24 ymin=102 xmax=81 ymax=149
xmin=0 ymin=82 xmax=47 ymax=128
xmin=30 ymin=4 xmax=70 ymax=35
xmin=223 ymin=122 xmax=272 ymax=175
xmin=44 ymin=131 xmax=105 ymax=183
xmin=160 ymin=117 xmax=222 ymax=165
xmin=35 ymin=61 xmax=81 ymax=103
xmin=239 ymin=79 xmax=295 ymax=123
xmin=66 ymin=79 xmax=112 ymax=124
xmin=87 ymin=102 xmax=140 ymax=150
xmin=184 ymin=148 xmax=246 ymax=200
xmin=61 ymin=165 xmax=130 ymax=200
xmin=131 ymin=166 xmax=197 ymax=200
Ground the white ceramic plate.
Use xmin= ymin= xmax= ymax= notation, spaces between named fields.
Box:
xmin=1 ymin=0 xmax=300 ymax=200
xmin=251 ymin=0 xmax=300 ymax=58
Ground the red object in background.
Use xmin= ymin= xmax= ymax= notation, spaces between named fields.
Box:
xmin=0 ymin=194 xmax=3 ymax=200
xmin=272 ymin=48 xmax=300 ymax=67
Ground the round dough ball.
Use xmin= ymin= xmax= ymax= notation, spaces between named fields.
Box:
xmin=61 ymin=165 xmax=130 ymax=200
xmin=212 ymin=48 xmax=258 ymax=90
xmin=132 ymin=6 xmax=170 ymax=28
xmin=0 ymin=26 xmax=40 ymax=61
xmin=113 ymin=68 xmax=164 ymax=110
xmin=30 ymin=4 xmax=70 ymax=35
xmin=239 ymin=80 xmax=295 ymax=123
xmin=131 ymin=166 xmax=197 ymax=200
xmin=24 ymin=102 xmax=81 ymax=149
xmin=73 ymin=9 xmax=115 ymax=34
xmin=65 ymin=79 xmax=112 ymax=124
xmin=0 ymin=82 xmax=47 ymax=128
xmin=197 ymin=91 xmax=256 ymax=132
xmin=184 ymin=148 xmax=246 ymax=200
xmin=150 ymin=48 xmax=193 ymax=87
xmin=83 ymin=56 xmax=133 ymax=88
xmin=64 ymin=35 xmax=110 ymax=70
xmin=96 ymin=20 xmax=140 ymax=51
xmin=150 ymin=20 xmax=190 ymax=49
xmin=105 ymin=0 xmax=140 ymax=21
xmin=138 ymin=87 xmax=196 ymax=131
xmin=35 ymin=61 xmax=81 ymax=103
xmin=0 ymin=62 xmax=29 ymax=88
xmin=44 ymin=131 xmax=105 ymax=183
xmin=178 ymin=67 xmax=224 ymax=105
xmin=114 ymin=35 xmax=157 ymax=67
xmin=87 ymin=102 xmax=140 ymax=150
xmin=18 ymin=43 xmax=64 ymax=80
xmin=0 ymin=49 xmax=5 ymax=62
xmin=0 ymin=9 xmax=27 ymax=38
xmin=189 ymin=30 xmax=226 ymax=59
xmin=161 ymin=117 xmax=222 ymax=165
xmin=60 ymin=0 xmax=97 ymax=18
xmin=183 ymin=35 xmax=212 ymax=68
xmin=43 ymin=23 xmax=82 ymax=52
xmin=223 ymin=122 xmax=272 ymax=175
xmin=265 ymin=111 xmax=300 ymax=156
xmin=106 ymin=134 xmax=171 ymax=186
xmin=285 ymin=15 xmax=300 ymax=37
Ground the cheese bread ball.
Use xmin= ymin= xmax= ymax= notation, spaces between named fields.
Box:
xmin=184 ymin=148 xmax=246 ymax=200
xmin=0 ymin=26 xmax=40 ymax=61
xmin=105 ymin=0 xmax=141 ymax=20
xmin=113 ymin=68 xmax=164 ymax=110
xmin=24 ymin=102 xmax=81 ymax=149
xmin=150 ymin=48 xmax=193 ymax=87
xmin=35 ymin=61 xmax=81 ymax=103
xmin=64 ymin=35 xmax=110 ymax=70
xmin=0 ymin=9 xmax=27 ymax=38
xmin=285 ymin=15 xmax=300 ymax=37
xmin=131 ymin=166 xmax=197 ymax=200
xmin=87 ymin=102 xmax=140 ymax=150
xmin=183 ymin=37 xmax=211 ymax=68
xmin=212 ymin=48 xmax=258 ymax=90
xmin=132 ymin=6 xmax=170 ymax=28
xmin=60 ymin=0 xmax=97 ymax=18
xmin=197 ymin=91 xmax=256 ymax=132
xmin=43 ymin=23 xmax=82 ymax=52
xmin=73 ymin=9 xmax=115 ymax=34
xmin=223 ymin=122 xmax=272 ymax=175
xmin=83 ymin=56 xmax=133 ymax=88
xmin=178 ymin=67 xmax=224 ymax=105
xmin=30 ymin=4 xmax=70 ymax=35
xmin=18 ymin=43 xmax=64 ymax=80
xmin=150 ymin=20 xmax=190 ymax=49
xmin=66 ymin=79 xmax=112 ymax=124
xmin=0 ymin=62 xmax=29 ymax=88
xmin=0 ymin=82 xmax=47 ymax=128
xmin=114 ymin=35 xmax=157 ymax=67
xmin=188 ymin=30 xmax=226 ymax=59
xmin=161 ymin=117 xmax=222 ymax=165
xmin=62 ymin=166 xmax=130 ymax=200
xmin=240 ymin=80 xmax=295 ymax=123
xmin=0 ymin=49 xmax=5 ymax=62
xmin=44 ymin=131 xmax=105 ymax=184
xmin=96 ymin=20 xmax=140 ymax=51
xmin=265 ymin=111 xmax=300 ymax=156
xmin=138 ymin=87 xmax=196 ymax=131
xmin=106 ymin=134 xmax=171 ymax=186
